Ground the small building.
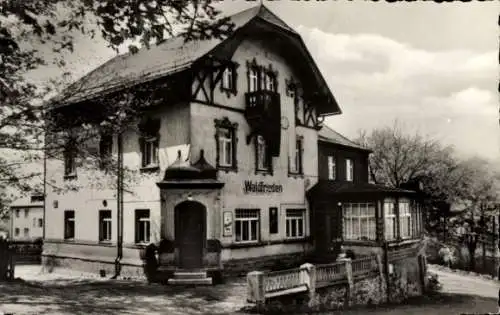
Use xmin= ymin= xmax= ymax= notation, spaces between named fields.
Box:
xmin=308 ymin=125 xmax=425 ymax=265
xmin=9 ymin=195 xmax=44 ymax=241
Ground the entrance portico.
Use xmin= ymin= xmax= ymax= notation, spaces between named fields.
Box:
xmin=156 ymin=149 xmax=224 ymax=277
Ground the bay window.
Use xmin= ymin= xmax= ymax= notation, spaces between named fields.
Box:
xmin=343 ymin=203 xmax=376 ymax=241
xmin=399 ymin=202 xmax=412 ymax=239
xmin=384 ymin=202 xmax=396 ymax=241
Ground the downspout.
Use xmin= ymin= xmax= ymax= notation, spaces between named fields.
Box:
xmin=42 ymin=124 xmax=47 ymax=240
xmin=112 ymin=132 xmax=124 ymax=279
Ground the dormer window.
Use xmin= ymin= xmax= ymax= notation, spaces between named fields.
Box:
xmin=256 ymin=135 xmax=272 ymax=173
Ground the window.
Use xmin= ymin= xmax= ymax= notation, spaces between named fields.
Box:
xmin=138 ymin=117 xmax=160 ymax=170
xmin=221 ymin=66 xmax=236 ymax=93
xmin=413 ymin=203 xmax=422 ymax=237
xmin=343 ymin=203 xmax=376 ymax=241
xmin=135 ymin=209 xmax=151 ymax=244
xmin=214 ymin=117 xmax=238 ymax=171
xmin=38 ymin=218 xmax=43 ymax=228
xmin=24 ymin=209 xmax=29 ymax=218
xmin=235 ymin=209 xmax=259 ymax=243
xmin=384 ymin=202 xmax=396 ymax=241
xmin=31 ymin=195 xmax=44 ymax=203
xmin=261 ymin=71 xmax=276 ymax=92
xmin=23 ymin=228 xmax=29 ymax=238
xmin=346 ymin=158 xmax=354 ymax=181
xmin=99 ymin=133 xmax=113 ymax=170
xmin=15 ymin=228 xmax=19 ymax=237
xmin=291 ymin=137 xmax=303 ymax=174
xmin=328 ymin=156 xmax=336 ymax=180
xmin=249 ymin=68 xmax=259 ymax=92
xmin=269 ymin=207 xmax=278 ymax=234
xmin=99 ymin=210 xmax=112 ymax=242
xmin=64 ymin=141 xmax=77 ymax=177
xmin=286 ymin=209 xmax=305 ymax=239
xmin=141 ymin=136 xmax=159 ymax=168
xmin=15 ymin=209 xmax=19 ymax=218
xmin=256 ymin=135 xmax=271 ymax=172
xmin=64 ymin=210 xmax=75 ymax=240
xmin=218 ymin=128 xmax=233 ymax=167
xmin=399 ymin=202 xmax=412 ymax=239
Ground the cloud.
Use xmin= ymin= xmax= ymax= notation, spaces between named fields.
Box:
xmin=297 ymin=26 xmax=498 ymax=160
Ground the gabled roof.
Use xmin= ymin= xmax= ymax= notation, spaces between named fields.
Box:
xmin=52 ymin=5 xmax=339 ymax=116
xmin=319 ymin=125 xmax=371 ymax=152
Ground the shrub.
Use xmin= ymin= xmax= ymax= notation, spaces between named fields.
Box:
xmin=426 ymin=272 xmax=442 ymax=293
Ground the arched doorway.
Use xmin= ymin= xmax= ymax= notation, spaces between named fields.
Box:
xmin=175 ymin=201 xmax=206 ymax=269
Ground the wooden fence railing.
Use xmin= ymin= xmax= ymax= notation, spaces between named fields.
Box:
xmin=247 ymin=256 xmax=380 ymax=303
xmin=316 ymin=260 xmax=346 ymax=288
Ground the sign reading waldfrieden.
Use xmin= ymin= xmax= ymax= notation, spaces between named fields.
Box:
xmin=243 ymin=181 xmax=283 ymax=193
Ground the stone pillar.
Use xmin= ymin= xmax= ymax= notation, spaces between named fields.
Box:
xmin=339 ymin=258 xmax=353 ymax=307
xmin=247 ymin=271 xmax=265 ymax=308
xmin=376 ymin=254 xmax=386 ymax=298
xmin=300 ymin=263 xmax=316 ymax=306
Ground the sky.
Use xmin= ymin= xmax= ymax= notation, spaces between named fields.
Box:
xmin=30 ymin=0 xmax=500 ymax=162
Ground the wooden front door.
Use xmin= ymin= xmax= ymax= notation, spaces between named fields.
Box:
xmin=175 ymin=201 xmax=205 ymax=269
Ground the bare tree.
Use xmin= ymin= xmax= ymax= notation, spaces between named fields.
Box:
xmin=0 ymin=0 xmax=234 ymax=216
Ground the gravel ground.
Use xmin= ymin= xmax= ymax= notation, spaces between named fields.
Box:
xmin=0 ymin=265 xmax=249 ymax=315
xmin=0 ymin=264 xmax=499 ymax=315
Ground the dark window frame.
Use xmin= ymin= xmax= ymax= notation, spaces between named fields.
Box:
xmin=289 ymin=136 xmax=304 ymax=176
xmin=99 ymin=210 xmax=112 ymax=242
xmin=63 ymin=138 xmax=77 ymax=179
xmin=64 ymin=210 xmax=75 ymax=240
xmin=99 ymin=133 xmax=113 ymax=171
xmin=138 ymin=117 xmax=161 ymax=172
xmin=214 ymin=117 xmax=238 ymax=172
xmin=135 ymin=209 xmax=151 ymax=244
xmin=269 ymin=207 xmax=279 ymax=234
xmin=220 ymin=63 xmax=238 ymax=96
xmin=255 ymin=134 xmax=273 ymax=175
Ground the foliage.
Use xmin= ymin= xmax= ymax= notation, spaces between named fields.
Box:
xmin=425 ymin=272 xmax=442 ymax=294
xmin=0 ymin=0 xmax=234 ymax=216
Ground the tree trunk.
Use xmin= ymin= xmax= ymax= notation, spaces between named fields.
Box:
xmin=468 ymin=241 xmax=477 ymax=271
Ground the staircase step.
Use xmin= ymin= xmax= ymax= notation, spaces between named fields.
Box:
xmin=168 ymin=277 xmax=213 ymax=285
xmin=173 ymin=271 xmax=208 ymax=279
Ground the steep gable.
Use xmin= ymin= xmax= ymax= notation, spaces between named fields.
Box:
xmin=52 ymin=5 xmax=340 ymax=117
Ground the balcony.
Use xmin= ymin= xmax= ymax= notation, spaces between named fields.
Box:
xmin=245 ymin=90 xmax=280 ymax=124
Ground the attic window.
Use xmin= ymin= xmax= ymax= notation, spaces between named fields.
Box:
xmin=220 ymin=64 xmax=238 ymax=95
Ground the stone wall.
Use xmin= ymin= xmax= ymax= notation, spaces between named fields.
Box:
xmin=387 ymin=256 xmax=423 ymax=303
xmin=248 ymin=252 xmax=425 ymax=313
xmin=42 ymin=255 xmax=146 ymax=280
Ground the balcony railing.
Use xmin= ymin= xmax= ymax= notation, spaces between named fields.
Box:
xmin=245 ymin=90 xmax=280 ymax=122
